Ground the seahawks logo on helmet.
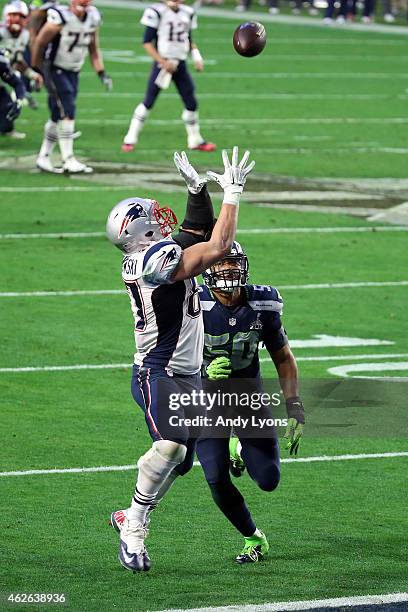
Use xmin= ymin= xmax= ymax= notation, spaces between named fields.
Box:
xmin=118 ymin=203 xmax=148 ymax=239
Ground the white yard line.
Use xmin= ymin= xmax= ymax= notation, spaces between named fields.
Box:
xmin=155 ymin=592 xmax=408 ymax=612
xmin=81 ymin=71 xmax=408 ymax=79
xmin=78 ymin=93 xmax=400 ymax=100
xmin=1 ymin=282 xmax=408 ymax=298
xmin=31 ymin=117 xmax=408 ymax=125
xmin=1 ymin=227 xmax=408 ymax=239
xmin=1 ymin=453 xmax=407 ymax=478
xmin=2 ymin=354 xmax=407 ymax=373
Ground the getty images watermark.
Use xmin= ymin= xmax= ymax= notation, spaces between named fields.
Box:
xmin=168 ymin=389 xmax=288 ymax=430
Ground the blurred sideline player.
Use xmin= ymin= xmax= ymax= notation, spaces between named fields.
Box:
xmin=106 ymin=147 xmax=254 ymax=572
xmin=31 ymin=0 xmax=112 ymax=174
xmin=0 ymin=1 xmax=43 ymax=115
xmin=196 ymin=244 xmax=305 ymax=563
xmin=122 ymin=0 xmax=215 ymax=153
xmin=0 ymin=46 xmax=26 ymax=137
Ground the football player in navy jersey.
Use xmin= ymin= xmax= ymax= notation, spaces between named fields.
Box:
xmin=106 ymin=146 xmax=255 ymax=572
xmin=0 ymin=47 xmax=26 ymax=137
xmin=196 ymin=242 xmax=305 ymax=563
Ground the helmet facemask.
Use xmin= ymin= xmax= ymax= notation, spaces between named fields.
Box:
xmin=203 ymin=252 xmax=249 ymax=293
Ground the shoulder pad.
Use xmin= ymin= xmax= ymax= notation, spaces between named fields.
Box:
xmin=180 ymin=5 xmax=195 ymax=16
xmin=141 ymin=5 xmax=162 ymax=28
xmin=47 ymin=6 xmax=66 ymax=24
xmin=246 ymin=284 xmax=283 ymax=313
xmin=142 ymin=239 xmax=182 ymax=285
xmin=198 ymin=285 xmax=216 ymax=310
xmin=88 ymin=6 xmax=101 ymax=25
xmin=0 ymin=53 xmax=11 ymax=70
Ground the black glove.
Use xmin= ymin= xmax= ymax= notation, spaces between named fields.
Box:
xmin=6 ymin=98 xmax=23 ymax=122
xmin=98 ymin=70 xmax=112 ymax=91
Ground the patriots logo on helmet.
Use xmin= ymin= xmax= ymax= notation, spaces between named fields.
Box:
xmin=118 ymin=203 xmax=148 ymax=239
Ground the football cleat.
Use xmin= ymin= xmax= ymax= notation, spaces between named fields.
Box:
xmin=2 ymin=129 xmax=26 ymax=139
xmin=36 ymin=155 xmax=63 ymax=174
xmin=121 ymin=143 xmax=135 ymax=153
xmin=63 ymin=157 xmax=93 ymax=174
xmin=236 ymin=531 xmax=269 ymax=564
xmin=229 ymin=436 xmax=245 ymax=478
xmin=119 ymin=518 xmax=151 ymax=572
xmin=189 ymin=141 xmax=216 ymax=152
xmin=110 ymin=509 xmax=127 ymax=533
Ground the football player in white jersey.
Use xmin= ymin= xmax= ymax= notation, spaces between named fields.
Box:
xmin=122 ymin=0 xmax=215 ymax=154
xmin=105 ymin=146 xmax=255 ymax=572
xmin=31 ymin=0 xmax=112 ymax=174
xmin=0 ymin=2 xmax=43 ymax=114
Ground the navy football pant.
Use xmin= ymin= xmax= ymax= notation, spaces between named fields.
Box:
xmin=143 ymin=61 xmax=197 ymax=111
xmin=196 ymin=437 xmax=280 ymax=536
xmin=45 ymin=66 xmax=79 ymax=121
xmin=131 ymin=364 xmax=205 ymax=476
xmin=0 ymin=87 xmax=14 ymax=134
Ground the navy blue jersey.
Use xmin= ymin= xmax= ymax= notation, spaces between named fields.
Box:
xmin=0 ymin=52 xmax=25 ymax=99
xmin=199 ymin=284 xmax=288 ymax=378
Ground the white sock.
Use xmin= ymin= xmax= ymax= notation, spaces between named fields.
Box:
xmin=57 ymin=119 xmax=74 ymax=162
xmin=147 ymin=468 xmax=179 ymax=517
xmin=252 ymin=528 xmax=263 ymax=538
xmin=128 ymin=442 xmax=185 ymax=525
xmin=124 ymin=103 xmax=149 ymax=145
xmin=182 ymin=109 xmax=204 ymax=148
xmin=39 ymin=120 xmax=58 ymax=158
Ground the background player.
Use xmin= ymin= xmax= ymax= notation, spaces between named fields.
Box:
xmin=196 ymin=243 xmax=305 ymax=563
xmin=31 ymin=0 xmax=112 ymax=174
xmin=106 ymin=147 xmax=254 ymax=572
xmin=0 ymin=1 xmax=43 ymax=113
xmin=0 ymin=46 xmax=26 ymax=138
xmin=122 ymin=0 xmax=215 ymax=154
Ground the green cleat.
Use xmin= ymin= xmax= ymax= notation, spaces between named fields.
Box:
xmin=229 ymin=436 xmax=245 ymax=477
xmin=236 ymin=531 xmax=270 ymax=564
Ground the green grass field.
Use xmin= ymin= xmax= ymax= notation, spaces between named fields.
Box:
xmin=1 ymin=3 xmax=407 ymax=611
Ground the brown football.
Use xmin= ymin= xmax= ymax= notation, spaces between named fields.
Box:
xmin=233 ymin=22 xmax=267 ymax=57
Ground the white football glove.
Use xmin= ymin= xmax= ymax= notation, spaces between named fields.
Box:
xmin=207 ymin=146 xmax=255 ymax=206
xmin=174 ymin=150 xmax=207 ymax=194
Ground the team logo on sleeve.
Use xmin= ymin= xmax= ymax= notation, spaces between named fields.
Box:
xmin=160 ymin=247 xmax=178 ymax=270
xmin=118 ymin=204 xmax=148 ymax=238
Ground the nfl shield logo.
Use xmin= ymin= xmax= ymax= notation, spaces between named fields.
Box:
xmin=229 ymin=317 xmax=237 ymax=326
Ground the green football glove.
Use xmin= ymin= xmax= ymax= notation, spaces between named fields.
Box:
xmin=283 ymin=397 xmax=305 ymax=457
xmin=206 ymin=356 xmax=232 ymax=381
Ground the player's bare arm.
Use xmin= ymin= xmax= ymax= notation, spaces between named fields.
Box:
xmin=89 ymin=30 xmax=112 ymax=90
xmin=270 ymin=344 xmax=299 ymax=400
xmin=31 ymin=22 xmax=61 ymax=70
xmin=190 ymin=44 xmax=204 ymax=72
xmin=143 ymin=42 xmax=176 ymax=73
xmin=28 ymin=9 xmax=47 ymax=52
xmin=88 ymin=30 xmax=104 ymax=72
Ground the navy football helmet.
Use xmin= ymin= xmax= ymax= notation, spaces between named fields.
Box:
xmin=203 ymin=241 xmax=249 ymax=292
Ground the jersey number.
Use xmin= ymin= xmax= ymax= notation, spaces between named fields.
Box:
xmin=168 ymin=22 xmax=186 ymax=43
xmin=67 ymin=32 xmax=80 ymax=52
xmin=187 ymin=281 xmax=201 ymax=318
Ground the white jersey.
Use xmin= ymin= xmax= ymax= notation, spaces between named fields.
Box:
xmin=122 ymin=239 xmax=204 ymax=375
xmin=141 ymin=2 xmax=196 ymax=61
xmin=46 ymin=4 xmax=101 ymax=72
xmin=0 ymin=26 xmax=30 ymax=63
